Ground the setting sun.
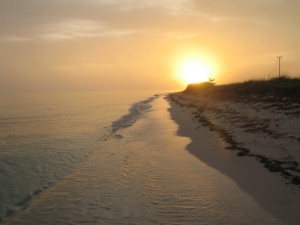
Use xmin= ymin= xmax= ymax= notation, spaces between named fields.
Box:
xmin=174 ymin=52 xmax=216 ymax=86
xmin=180 ymin=60 xmax=211 ymax=84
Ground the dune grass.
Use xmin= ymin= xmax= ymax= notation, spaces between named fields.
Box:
xmin=185 ymin=76 xmax=300 ymax=100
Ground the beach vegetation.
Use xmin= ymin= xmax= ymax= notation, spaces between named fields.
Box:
xmin=184 ymin=76 xmax=300 ymax=100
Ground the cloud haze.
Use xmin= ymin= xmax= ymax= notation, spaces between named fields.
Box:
xmin=1 ymin=0 xmax=299 ymax=91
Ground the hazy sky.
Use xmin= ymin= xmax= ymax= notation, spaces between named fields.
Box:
xmin=1 ymin=0 xmax=300 ymax=91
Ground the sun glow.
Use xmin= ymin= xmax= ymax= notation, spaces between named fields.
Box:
xmin=180 ymin=60 xmax=211 ymax=84
xmin=174 ymin=52 xmax=218 ymax=86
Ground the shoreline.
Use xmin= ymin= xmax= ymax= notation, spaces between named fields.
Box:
xmin=168 ymin=93 xmax=300 ymax=225
xmin=3 ymin=94 xmax=299 ymax=224
xmin=4 ymin=95 xmax=287 ymax=225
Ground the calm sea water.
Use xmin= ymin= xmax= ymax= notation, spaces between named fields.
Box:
xmin=0 ymin=90 xmax=158 ymax=222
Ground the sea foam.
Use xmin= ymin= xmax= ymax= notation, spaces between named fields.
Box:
xmin=111 ymin=95 xmax=158 ymax=132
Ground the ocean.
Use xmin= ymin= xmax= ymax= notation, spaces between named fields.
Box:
xmin=0 ymin=91 xmax=283 ymax=224
xmin=0 ymin=90 xmax=158 ymax=222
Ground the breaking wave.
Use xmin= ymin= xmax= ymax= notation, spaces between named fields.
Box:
xmin=111 ymin=95 xmax=158 ymax=133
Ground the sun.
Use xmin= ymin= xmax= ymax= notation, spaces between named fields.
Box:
xmin=173 ymin=52 xmax=217 ymax=86
xmin=180 ymin=60 xmax=211 ymax=84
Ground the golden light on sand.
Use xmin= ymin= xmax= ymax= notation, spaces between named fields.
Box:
xmin=180 ymin=60 xmax=211 ymax=84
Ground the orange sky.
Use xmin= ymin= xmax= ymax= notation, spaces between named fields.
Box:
xmin=0 ymin=0 xmax=300 ymax=92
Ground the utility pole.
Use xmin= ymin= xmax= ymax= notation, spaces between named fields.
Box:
xmin=277 ymin=56 xmax=282 ymax=78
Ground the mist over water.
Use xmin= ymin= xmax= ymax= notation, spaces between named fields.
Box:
xmin=0 ymin=90 xmax=157 ymax=222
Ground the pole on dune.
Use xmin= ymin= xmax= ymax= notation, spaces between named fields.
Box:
xmin=277 ymin=56 xmax=282 ymax=78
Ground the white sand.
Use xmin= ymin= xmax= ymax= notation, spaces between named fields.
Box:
xmin=169 ymin=92 xmax=300 ymax=225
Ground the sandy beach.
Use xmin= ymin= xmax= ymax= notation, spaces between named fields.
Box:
xmin=169 ymin=92 xmax=300 ymax=224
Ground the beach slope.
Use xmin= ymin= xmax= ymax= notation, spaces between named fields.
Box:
xmin=168 ymin=89 xmax=300 ymax=224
